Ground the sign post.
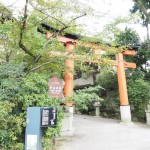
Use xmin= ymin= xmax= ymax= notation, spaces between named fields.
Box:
xmin=41 ymin=108 xmax=57 ymax=127
xmin=25 ymin=107 xmax=57 ymax=150
xmin=25 ymin=107 xmax=42 ymax=150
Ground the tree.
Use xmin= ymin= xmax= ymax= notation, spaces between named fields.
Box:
xmin=114 ymin=27 xmax=140 ymax=46
xmin=134 ymin=42 xmax=150 ymax=81
xmin=131 ymin=0 xmax=150 ymax=49
xmin=0 ymin=0 xmax=93 ymax=73
xmin=113 ymin=25 xmax=149 ymax=81
xmin=73 ymin=86 xmax=104 ymax=114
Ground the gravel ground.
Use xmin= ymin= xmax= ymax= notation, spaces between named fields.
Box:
xmin=57 ymin=114 xmax=150 ymax=150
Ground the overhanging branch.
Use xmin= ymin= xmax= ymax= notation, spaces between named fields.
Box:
xmin=30 ymin=60 xmax=53 ymax=71
xmin=19 ymin=0 xmax=38 ymax=60
xmin=29 ymin=2 xmax=67 ymax=27
xmin=19 ymin=42 xmax=36 ymax=59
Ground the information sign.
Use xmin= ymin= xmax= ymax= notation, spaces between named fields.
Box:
xmin=49 ymin=77 xmax=64 ymax=99
xmin=41 ymin=108 xmax=57 ymax=127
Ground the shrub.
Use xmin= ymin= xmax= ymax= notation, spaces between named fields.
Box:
xmin=96 ymin=67 xmax=120 ymax=118
xmin=128 ymin=78 xmax=150 ymax=122
xmin=73 ymin=86 xmax=104 ymax=114
xmin=0 ymin=64 xmax=63 ymax=149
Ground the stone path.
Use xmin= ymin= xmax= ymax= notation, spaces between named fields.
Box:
xmin=57 ymin=114 xmax=150 ymax=150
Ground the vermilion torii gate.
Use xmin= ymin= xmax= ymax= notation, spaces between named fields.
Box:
xmin=39 ymin=23 xmax=136 ymax=122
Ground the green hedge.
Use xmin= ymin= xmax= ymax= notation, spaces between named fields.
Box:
xmin=0 ymin=64 xmax=63 ymax=149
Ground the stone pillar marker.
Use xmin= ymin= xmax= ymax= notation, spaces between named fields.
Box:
xmin=145 ymin=105 xmax=150 ymax=125
xmin=93 ymin=101 xmax=101 ymax=117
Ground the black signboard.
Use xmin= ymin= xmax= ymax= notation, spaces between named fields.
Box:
xmin=41 ymin=108 xmax=57 ymax=127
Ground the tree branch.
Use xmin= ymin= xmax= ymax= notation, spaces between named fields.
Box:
xmin=6 ymin=50 xmax=12 ymax=63
xmin=68 ymin=13 xmax=86 ymax=24
xmin=19 ymin=43 xmax=36 ymax=59
xmin=136 ymin=0 xmax=150 ymax=23
xmin=19 ymin=0 xmax=37 ymax=60
xmin=136 ymin=0 xmax=150 ymax=49
xmin=29 ymin=2 xmax=67 ymax=27
xmin=3 ymin=0 xmax=19 ymax=8
xmin=30 ymin=60 xmax=53 ymax=71
xmin=0 ymin=3 xmax=12 ymax=13
xmin=29 ymin=2 xmax=86 ymax=39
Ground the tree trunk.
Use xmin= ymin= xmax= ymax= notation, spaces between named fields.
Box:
xmin=146 ymin=24 xmax=150 ymax=50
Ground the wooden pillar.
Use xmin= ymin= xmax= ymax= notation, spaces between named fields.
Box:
xmin=116 ymin=53 xmax=129 ymax=106
xmin=64 ymin=42 xmax=74 ymax=106
xmin=116 ymin=53 xmax=132 ymax=122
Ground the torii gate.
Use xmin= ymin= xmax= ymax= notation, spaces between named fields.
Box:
xmin=42 ymin=24 xmax=136 ymax=123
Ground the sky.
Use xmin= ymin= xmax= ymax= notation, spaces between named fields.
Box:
xmin=82 ymin=0 xmax=148 ymax=40
xmin=1 ymin=0 xmax=148 ymax=41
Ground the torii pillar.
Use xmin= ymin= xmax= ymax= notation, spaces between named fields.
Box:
xmin=46 ymin=32 xmax=75 ymax=135
xmin=64 ymin=42 xmax=74 ymax=106
xmin=116 ymin=50 xmax=136 ymax=123
xmin=46 ymin=32 xmax=75 ymax=104
xmin=63 ymin=42 xmax=74 ymax=135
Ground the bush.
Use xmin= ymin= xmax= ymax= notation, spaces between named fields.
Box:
xmin=73 ymin=86 xmax=104 ymax=114
xmin=128 ymin=78 xmax=150 ymax=122
xmin=96 ymin=67 xmax=120 ymax=118
xmin=0 ymin=101 xmax=24 ymax=149
xmin=100 ymin=98 xmax=120 ymax=119
xmin=0 ymin=64 xmax=63 ymax=150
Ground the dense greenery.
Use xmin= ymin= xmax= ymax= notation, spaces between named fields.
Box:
xmin=128 ymin=78 xmax=150 ymax=122
xmin=114 ymin=27 xmax=140 ymax=46
xmin=96 ymin=67 xmax=120 ymax=119
xmin=94 ymin=66 xmax=150 ymax=121
xmin=0 ymin=63 xmax=64 ymax=149
xmin=73 ymin=86 xmax=104 ymax=114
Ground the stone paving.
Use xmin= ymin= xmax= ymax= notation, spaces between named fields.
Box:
xmin=57 ymin=114 xmax=150 ymax=150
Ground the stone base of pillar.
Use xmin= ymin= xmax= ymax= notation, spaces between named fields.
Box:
xmin=95 ymin=107 xmax=100 ymax=117
xmin=145 ymin=111 xmax=150 ymax=125
xmin=60 ymin=107 xmax=74 ymax=137
xmin=120 ymin=105 xmax=132 ymax=123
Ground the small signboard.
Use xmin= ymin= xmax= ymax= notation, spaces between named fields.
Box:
xmin=48 ymin=77 xmax=64 ymax=99
xmin=41 ymin=108 xmax=57 ymax=127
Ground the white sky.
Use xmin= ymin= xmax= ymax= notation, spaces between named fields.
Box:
xmin=81 ymin=0 xmax=148 ymax=40
xmin=1 ymin=0 xmax=148 ymax=41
